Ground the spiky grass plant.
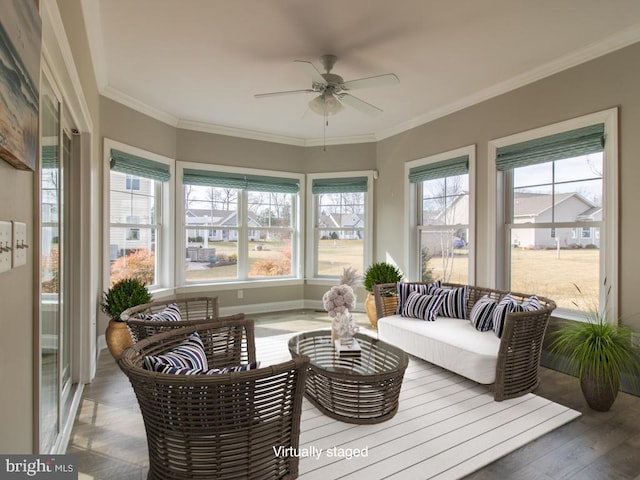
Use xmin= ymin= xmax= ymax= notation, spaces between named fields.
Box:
xmin=549 ymin=282 xmax=640 ymax=396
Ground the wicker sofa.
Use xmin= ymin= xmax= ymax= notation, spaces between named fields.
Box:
xmin=373 ymin=282 xmax=556 ymax=401
xmin=119 ymin=317 xmax=309 ymax=480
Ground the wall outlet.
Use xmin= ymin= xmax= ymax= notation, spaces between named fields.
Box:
xmin=0 ymin=221 xmax=11 ymax=273
xmin=237 ymin=289 xmax=243 ymax=299
xmin=12 ymin=221 xmax=27 ymax=268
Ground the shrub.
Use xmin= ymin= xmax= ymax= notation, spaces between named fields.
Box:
xmin=363 ymin=262 xmax=403 ymax=292
xmin=111 ymin=248 xmax=155 ymax=286
xmin=250 ymin=250 xmax=291 ymax=276
xmin=101 ymin=278 xmax=152 ymax=321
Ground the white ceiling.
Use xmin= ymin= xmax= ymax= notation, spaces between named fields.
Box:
xmin=84 ymin=0 xmax=640 ymax=145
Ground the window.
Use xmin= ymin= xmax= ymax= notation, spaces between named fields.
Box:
xmin=107 ymin=145 xmax=172 ymax=287
xmin=181 ymin=166 xmax=301 ymax=283
xmin=125 ymin=175 xmax=140 ymax=191
xmin=308 ymin=173 xmax=373 ymax=278
xmin=407 ymin=147 xmax=475 ymax=284
xmin=492 ymin=109 xmax=618 ymax=317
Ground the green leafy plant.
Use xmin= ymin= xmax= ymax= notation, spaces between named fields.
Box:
xmin=101 ymin=278 xmax=153 ymax=322
xmin=549 ymin=282 xmax=640 ymax=409
xmin=362 ymin=262 xmax=403 ymax=292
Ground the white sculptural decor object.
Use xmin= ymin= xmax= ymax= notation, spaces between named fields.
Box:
xmin=323 ymin=284 xmax=358 ymax=343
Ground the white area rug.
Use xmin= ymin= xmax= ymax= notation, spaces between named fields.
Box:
xmin=257 ymin=332 xmax=581 ymax=480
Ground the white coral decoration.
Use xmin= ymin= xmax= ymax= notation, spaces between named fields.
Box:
xmin=322 ymin=284 xmax=356 ymax=318
xmin=332 ymin=312 xmax=359 ymax=339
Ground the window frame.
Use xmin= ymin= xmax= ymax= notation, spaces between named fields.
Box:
xmin=405 ymin=145 xmax=476 ymax=283
xmin=306 ymin=171 xmax=374 ymax=282
xmin=177 ymin=162 xmax=303 ymax=285
xmin=488 ymin=108 xmax=618 ymax=321
xmin=103 ymin=138 xmax=175 ymax=291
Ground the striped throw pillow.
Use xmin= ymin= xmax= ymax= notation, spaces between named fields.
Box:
xmin=493 ymin=294 xmax=542 ymax=338
xmin=396 ymin=281 xmax=442 ymax=314
xmin=138 ymin=302 xmax=182 ymax=322
xmin=470 ymin=295 xmax=497 ymax=331
xmin=143 ymin=332 xmax=208 ymax=371
xmin=401 ymin=291 xmax=446 ymax=321
xmin=430 ymin=285 xmax=468 ymax=319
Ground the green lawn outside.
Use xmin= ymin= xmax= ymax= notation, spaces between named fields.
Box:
xmin=184 ymin=240 xmax=599 ymax=309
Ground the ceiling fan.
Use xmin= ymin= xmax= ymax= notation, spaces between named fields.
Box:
xmin=254 ymin=54 xmax=399 ymax=117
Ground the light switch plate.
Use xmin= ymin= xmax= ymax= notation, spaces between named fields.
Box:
xmin=12 ymin=221 xmax=27 ymax=268
xmin=0 ymin=221 xmax=11 ymax=273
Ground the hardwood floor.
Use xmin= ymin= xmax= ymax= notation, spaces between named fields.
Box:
xmin=68 ymin=310 xmax=640 ymax=479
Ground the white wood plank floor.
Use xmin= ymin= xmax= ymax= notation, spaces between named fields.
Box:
xmin=257 ymin=332 xmax=581 ymax=480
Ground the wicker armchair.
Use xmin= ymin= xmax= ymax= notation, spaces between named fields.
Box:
xmin=121 ymin=295 xmax=221 ymax=342
xmin=373 ymin=282 xmax=556 ymax=401
xmin=119 ymin=317 xmax=309 ymax=480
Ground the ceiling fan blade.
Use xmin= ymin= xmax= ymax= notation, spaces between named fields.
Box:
xmin=254 ymin=89 xmax=314 ymax=98
xmin=339 ymin=93 xmax=383 ymax=117
xmin=294 ymin=60 xmax=328 ymax=85
xmin=342 ymin=73 xmax=399 ymax=90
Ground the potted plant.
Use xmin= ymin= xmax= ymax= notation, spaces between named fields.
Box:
xmin=362 ymin=262 xmax=403 ymax=329
xmin=101 ymin=278 xmax=153 ymax=359
xmin=549 ymin=284 xmax=640 ymax=411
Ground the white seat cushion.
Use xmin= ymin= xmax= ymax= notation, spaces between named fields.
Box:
xmin=378 ymin=315 xmax=501 ymax=384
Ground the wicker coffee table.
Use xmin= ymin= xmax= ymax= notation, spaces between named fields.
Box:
xmin=288 ymin=330 xmax=408 ymax=424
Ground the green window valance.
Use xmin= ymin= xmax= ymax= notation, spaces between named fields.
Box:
xmin=408 ymin=156 xmax=469 ymax=183
xmin=110 ymin=149 xmax=171 ymax=182
xmin=42 ymin=145 xmax=59 ymax=169
xmin=496 ymin=124 xmax=605 ymax=171
xmin=183 ymin=168 xmax=300 ymax=194
xmin=311 ymin=176 xmax=368 ymax=194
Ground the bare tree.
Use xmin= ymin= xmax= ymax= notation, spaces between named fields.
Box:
xmin=425 ymin=176 xmax=465 ymax=282
xmin=184 ymin=184 xmax=193 ymax=210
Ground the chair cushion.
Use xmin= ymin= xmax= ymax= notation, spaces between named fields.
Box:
xmin=143 ymin=332 xmax=208 ymax=370
xmin=138 ymin=302 xmax=182 ymax=322
xmin=151 ymin=361 xmax=260 ymax=375
xmin=401 ymin=291 xmax=446 ymax=321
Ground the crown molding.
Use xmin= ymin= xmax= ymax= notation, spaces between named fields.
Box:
xmin=377 ymin=25 xmax=640 ymax=141
xmin=95 ymin=25 xmax=640 ymax=146
xmin=102 ymin=86 xmax=180 ymax=126
xmin=176 ymin=119 xmax=306 ymax=146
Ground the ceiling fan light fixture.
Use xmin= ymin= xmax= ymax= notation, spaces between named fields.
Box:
xmin=309 ymin=92 xmax=344 ymax=116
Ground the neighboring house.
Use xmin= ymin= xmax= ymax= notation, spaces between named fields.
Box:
xmin=318 ymin=212 xmax=364 ymax=239
xmin=185 ymin=208 xmax=262 ymax=244
xmin=511 ymin=192 xmax=601 ymax=249
xmin=109 ymin=174 xmax=155 ymax=261
xmin=426 ymin=191 xmax=601 ymax=251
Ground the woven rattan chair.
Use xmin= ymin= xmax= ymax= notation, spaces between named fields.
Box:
xmin=119 ymin=317 xmax=309 ymax=480
xmin=373 ymin=282 xmax=556 ymax=401
xmin=121 ymin=295 xmax=221 ymax=342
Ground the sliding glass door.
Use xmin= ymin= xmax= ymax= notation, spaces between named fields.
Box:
xmin=39 ymin=74 xmax=75 ymax=453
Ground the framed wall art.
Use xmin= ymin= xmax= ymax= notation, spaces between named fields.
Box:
xmin=0 ymin=0 xmax=42 ymax=171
